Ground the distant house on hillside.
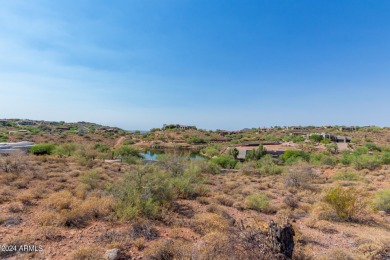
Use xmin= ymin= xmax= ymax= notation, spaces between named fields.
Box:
xmin=288 ymin=126 xmax=304 ymax=131
xmin=162 ymin=124 xmax=197 ymax=130
xmin=339 ymin=126 xmax=356 ymax=131
xmin=57 ymin=127 xmax=71 ymax=132
xmin=216 ymin=130 xmax=236 ymax=136
xmin=311 ymin=133 xmax=352 ymax=143
xmin=17 ymin=120 xmax=36 ymax=126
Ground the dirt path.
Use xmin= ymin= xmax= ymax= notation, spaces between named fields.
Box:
xmin=114 ymin=136 xmax=126 ymax=148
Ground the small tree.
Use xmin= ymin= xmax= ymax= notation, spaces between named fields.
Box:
xmin=246 ymin=145 xmax=267 ymax=161
xmin=229 ymin=148 xmax=239 ymax=159
xmin=309 ymin=134 xmax=323 ymax=143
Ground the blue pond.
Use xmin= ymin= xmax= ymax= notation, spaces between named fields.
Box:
xmin=140 ymin=149 xmax=205 ymax=161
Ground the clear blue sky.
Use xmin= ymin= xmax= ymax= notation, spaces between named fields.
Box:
xmin=1 ymin=0 xmax=390 ymax=130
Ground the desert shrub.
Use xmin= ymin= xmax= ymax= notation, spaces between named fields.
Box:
xmin=340 ymin=151 xmax=353 ymax=165
xmin=318 ymin=248 xmax=354 ymax=260
xmin=197 ymin=160 xmax=221 ymax=175
xmin=115 ymin=145 xmax=141 ymax=159
xmin=309 ymin=134 xmax=322 ymax=143
xmin=374 ymin=189 xmax=390 ymax=213
xmin=352 ymin=154 xmax=382 ymax=170
xmin=201 ymin=144 xmax=222 ymax=157
xmin=321 ymin=155 xmax=337 ymax=166
xmin=332 ymin=169 xmax=361 ymax=181
xmin=54 ymin=143 xmax=77 ymax=157
xmin=0 ymin=133 xmax=8 ymax=142
xmin=111 ymin=168 xmax=172 ymax=220
xmin=80 ymin=170 xmax=101 ymax=190
xmin=256 ymin=155 xmax=283 ymax=175
xmin=45 ymin=190 xmax=74 ymax=211
xmin=41 ymin=190 xmax=113 ymax=227
xmin=283 ymin=150 xmax=310 ymax=164
xmin=245 ymin=145 xmax=267 ymax=161
xmin=365 ymin=142 xmax=382 ymax=152
xmin=211 ymin=154 xmax=237 ymax=169
xmin=186 ymin=137 xmax=207 ymax=144
xmin=206 ymin=205 xmax=236 ymax=225
xmin=0 ymin=151 xmax=26 ymax=173
xmin=130 ymin=222 xmax=160 ymax=240
xmin=324 ymin=186 xmax=368 ymax=221
xmin=77 ymin=144 xmax=98 ymax=162
xmin=70 ymin=246 xmax=103 ymax=260
xmin=245 ymin=193 xmax=270 ymax=211
xmin=357 ymin=242 xmax=390 ymax=260
xmin=111 ymin=164 xmax=202 ymax=220
xmin=29 ymin=144 xmax=55 ymax=155
xmin=94 ymin=143 xmax=110 ymax=152
xmin=78 ymin=196 xmax=114 ymax=219
xmin=311 ymin=152 xmax=338 ymax=166
xmin=193 ymin=213 xmax=230 ymax=235
xmin=216 ymin=195 xmax=234 ymax=207
xmin=283 ymin=196 xmax=299 ymax=210
xmin=172 ymin=164 xmax=205 ymax=199
xmin=353 ymin=146 xmax=369 ymax=155
xmin=145 ymin=239 xmax=191 ymax=260
xmin=292 ymin=135 xmax=305 ymax=143
xmin=284 ymin=165 xmax=315 ymax=189
xmin=158 ymin=154 xmax=186 ymax=176
xmin=382 ymin=152 xmax=390 ymax=164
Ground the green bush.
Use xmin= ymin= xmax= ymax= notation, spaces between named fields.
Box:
xmin=80 ymin=170 xmax=100 ymax=190
xmin=111 ymin=163 xmax=203 ymax=220
xmin=352 ymin=154 xmax=382 ymax=170
xmin=196 ymin=160 xmax=221 ymax=175
xmin=324 ymin=186 xmax=368 ymax=221
xmin=340 ymin=151 xmax=353 ymax=165
xmin=210 ymin=154 xmax=237 ymax=169
xmin=292 ymin=136 xmax=305 ymax=143
xmin=115 ymin=145 xmax=141 ymax=158
xmin=54 ymin=143 xmax=77 ymax=156
xmin=382 ymin=152 xmax=390 ymax=164
xmin=283 ymin=150 xmax=310 ymax=164
xmin=374 ymin=189 xmax=390 ymax=213
xmin=245 ymin=145 xmax=267 ymax=161
xmin=201 ymin=145 xmax=221 ymax=157
xmin=310 ymin=152 xmax=337 ymax=166
xmin=309 ymin=134 xmax=322 ymax=143
xmin=94 ymin=143 xmax=110 ymax=152
xmin=365 ymin=142 xmax=381 ymax=152
xmin=332 ymin=169 xmax=361 ymax=181
xmin=29 ymin=144 xmax=56 ymax=155
xmin=0 ymin=133 xmax=8 ymax=142
xmin=111 ymin=167 xmax=174 ymax=220
xmin=245 ymin=193 xmax=270 ymax=211
xmin=185 ymin=137 xmax=206 ymax=144
xmin=256 ymin=155 xmax=283 ymax=175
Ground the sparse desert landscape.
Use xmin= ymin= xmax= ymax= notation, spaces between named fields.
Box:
xmin=0 ymin=120 xmax=389 ymax=259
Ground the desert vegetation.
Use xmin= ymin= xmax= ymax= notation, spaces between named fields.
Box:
xmin=0 ymin=121 xmax=389 ymax=259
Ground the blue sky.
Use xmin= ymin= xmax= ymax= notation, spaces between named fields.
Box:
xmin=1 ymin=0 xmax=390 ymax=130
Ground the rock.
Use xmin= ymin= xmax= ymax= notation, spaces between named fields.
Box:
xmin=104 ymin=249 xmax=120 ymax=260
xmin=3 ymin=216 xmax=22 ymax=226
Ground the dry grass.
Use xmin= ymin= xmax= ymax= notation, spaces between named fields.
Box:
xmin=69 ymin=245 xmax=104 ymax=260
xmin=193 ymin=213 xmax=230 ymax=235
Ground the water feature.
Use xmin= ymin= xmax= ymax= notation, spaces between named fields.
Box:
xmin=139 ymin=149 xmax=205 ymax=161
